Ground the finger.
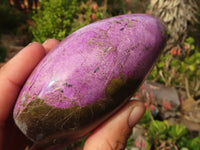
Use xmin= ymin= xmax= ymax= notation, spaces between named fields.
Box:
xmin=84 ymin=101 xmax=145 ymax=150
xmin=42 ymin=39 xmax=60 ymax=53
xmin=0 ymin=42 xmax=46 ymax=123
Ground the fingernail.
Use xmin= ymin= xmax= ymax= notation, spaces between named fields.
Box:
xmin=27 ymin=42 xmax=33 ymax=47
xmin=42 ymin=40 xmax=48 ymax=46
xmin=128 ymin=106 xmax=144 ymax=128
xmin=27 ymin=42 xmax=38 ymax=47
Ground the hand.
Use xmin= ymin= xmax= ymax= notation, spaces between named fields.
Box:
xmin=0 ymin=39 xmax=145 ymax=150
xmin=0 ymin=39 xmax=59 ymax=150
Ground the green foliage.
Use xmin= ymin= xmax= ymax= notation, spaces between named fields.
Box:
xmin=126 ymin=135 xmax=136 ymax=149
xmin=70 ymin=1 xmax=107 ymax=34
xmin=168 ymin=124 xmax=188 ymax=141
xmin=138 ymin=110 xmax=152 ymax=127
xmin=187 ymin=134 xmax=200 ymax=150
xmin=148 ymin=36 xmax=200 ymax=98
xmin=30 ymin=0 xmax=107 ymax=43
xmin=148 ymin=120 xmax=170 ymax=143
xmin=126 ymin=110 xmax=200 ymax=150
xmin=30 ymin=0 xmax=148 ymax=43
xmin=30 ymin=0 xmax=79 ymax=43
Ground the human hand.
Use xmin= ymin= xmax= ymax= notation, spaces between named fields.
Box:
xmin=0 ymin=39 xmax=145 ymax=150
xmin=0 ymin=39 xmax=59 ymax=150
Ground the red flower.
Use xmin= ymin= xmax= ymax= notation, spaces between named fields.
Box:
xmin=20 ymin=3 xmax=25 ymax=9
xmin=142 ymin=139 xmax=145 ymax=148
xmin=150 ymin=91 xmax=154 ymax=99
xmin=162 ymin=100 xmax=171 ymax=110
xmin=171 ymin=47 xmax=181 ymax=56
xmin=126 ymin=0 xmax=130 ymax=2
xmin=144 ymin=103 xmax=148 ymax=110
xmin=9 ymin=0 xmax=14 ymax=6
xmin=135 ymin=137 xmax=145 ymax=148
xmin=184 ymin=45 xmax=188 ymax=50
xmin=91 ymin=4 xmax=98 ymax=10
xmin=92 ymin=13 xmax=97 ymax=20
xmin=135 ymin=94 xmax=139 ymax=98
xmin=140 ymin=85 xmax=144 ymax=89
xmin=150 ymin=104 xmax=155 ymax=112
xmin=167 ymin=102 xmax=171 ymax=109
xmin=135 ymin=138 xmax=140 ymax=148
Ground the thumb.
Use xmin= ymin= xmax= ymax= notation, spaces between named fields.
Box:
xmin=84 ymin=100 xmax=145 ymax=150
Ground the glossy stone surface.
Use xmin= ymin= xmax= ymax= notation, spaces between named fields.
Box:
xmin=13 ymin=14 xmax=166 ymax=148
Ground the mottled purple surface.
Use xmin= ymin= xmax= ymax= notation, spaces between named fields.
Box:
xmin=14 ymin=14 xmax=166 ymax=117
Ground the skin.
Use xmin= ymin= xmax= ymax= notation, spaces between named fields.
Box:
xmin=0 ymin=39 xmax=145 ymax=150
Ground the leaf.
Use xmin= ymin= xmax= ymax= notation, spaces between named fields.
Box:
xmin=148 ymin=120 xmax=169 ymax=143
xmin=171 ymin=59 xmax=178 ymax=67
xmin=190 ymin=45 xmax=195 ymax=50
xmin=185 ymin=56 xmax=195 ymax=64
xmin=139 ymin=110 xmax=152 ymax=125
xmin=195 ymin=53 xmax=200 ymax=59
xmin=179 ymin=62 xmax=186 ymax=73
xmin=196 ymin=70 xmax=200 ymax=76
xmin=189 ymin=65 xmax=195 ymax=72
xmin=190 ymin=135 xmax=200 ymax=148
xmin=168 ymin=124 xmax=188 ymax=141
xmin=186 ymin=37 xmax=195 ymax=44
xmin=158 ymin=61 xmax=165 ymax=68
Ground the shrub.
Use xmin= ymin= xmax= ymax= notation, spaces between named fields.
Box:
xmin=30 ymin=0 xmax=79 ymax=43
xmin=126 ymin=109 xmax=200 ymax=150
xmin=148 ymin=37 xmax=200 ymax=99
xmin=30 ymin=0 xmax=107 ymax=43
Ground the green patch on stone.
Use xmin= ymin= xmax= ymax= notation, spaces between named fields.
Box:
xmin=16 ymin=97 xmax=119 ymax=144
xmin=106 ymin=78 xmax=126 ymax=96
xmin=128 ymin=20 xmax=134 ymax=28
xmin=15 ymin=77 xmax=142 ymax=147
xmin=106 ymin=77 xmax=142 ymax=101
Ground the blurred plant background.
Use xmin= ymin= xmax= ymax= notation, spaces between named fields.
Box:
xmin=1 ymin=0 xmax=200 ymax=149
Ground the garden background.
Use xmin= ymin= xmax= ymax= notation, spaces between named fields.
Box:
xmin=0 ymin=0 xmax=200 ymax=149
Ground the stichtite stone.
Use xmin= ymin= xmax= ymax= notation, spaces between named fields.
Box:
xmin=13 ymin=14 xmax=166 ymax=148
